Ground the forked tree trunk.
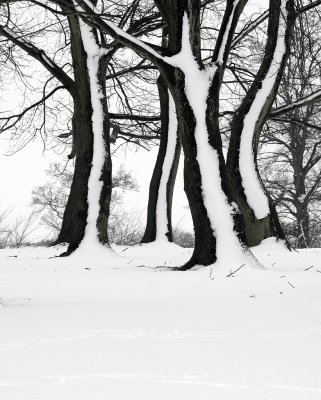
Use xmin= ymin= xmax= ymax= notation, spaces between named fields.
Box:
xmin=158 ymin=0 xmax=253 ymax=269
xmin=141 ymin=76 xmax=181 ymax=243
xmin=167 ymin=1 xmax=252 ymax=269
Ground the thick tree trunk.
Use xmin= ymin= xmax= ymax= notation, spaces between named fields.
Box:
xmin=57 ymin=11 xmax=113 ymax=253
xmin=176 ymin=96 xmax=217 ymax=267
xmin=226 ymin=0 xmax=295 ymax=247
xmin=141 ymin=76 xmax=181 ymax=243
xmin=227 ymin=118 xmax=286 ymax=246
xmin=56 ymin=14 xmax=93 ymax=251
xmin=227 ymin=151 xmax=287 ymax=248
xmin=171 ymin=73 xmax=249 ymax=269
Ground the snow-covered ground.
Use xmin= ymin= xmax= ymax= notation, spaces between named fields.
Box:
xmin=0 ymin=239 xmax=320 ymax=400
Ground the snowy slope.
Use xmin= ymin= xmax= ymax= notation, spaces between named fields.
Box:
xmin=0 ymin=240 xmax=320 ymax=400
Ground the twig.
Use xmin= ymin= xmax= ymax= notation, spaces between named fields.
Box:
xmin=287 ymin=281 xmax=295 ymax=288
xmin=227 ymin=264 xmax=245 ymax=278
xmin=304 ymin=265 xmax=314 ymax=271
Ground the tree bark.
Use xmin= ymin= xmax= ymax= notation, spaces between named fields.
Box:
xmin=56 ymin=13 xmax=93 ymax=251
xmin=160 ymin=0 xmax=251 ymax=269
xmin=174 ymin=79 xmax=217 ymax=267
xmin=57 ymin=10 xmax=113 ymax=252
xmin=96 ymin=55 xmax=113 ymax=245
xmin=226 ymin=0 xmax=295 ymax=247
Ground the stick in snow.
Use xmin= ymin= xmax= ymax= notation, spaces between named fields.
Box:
xmin=227 ymin=264 xmax=245 ymax=278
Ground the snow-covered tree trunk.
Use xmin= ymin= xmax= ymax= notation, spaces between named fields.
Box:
xmin=227 ymin=0 xmax=295 ymax=247
xmin=74 ymin=19 xmax=113 ymax=253
xmin=56 ymin=10 xmax=114 ymax=254
xmin=141 ymin=76 xmax=181 ymax=244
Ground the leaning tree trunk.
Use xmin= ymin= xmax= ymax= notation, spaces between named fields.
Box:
xmin=226 ymin=0 xmax=295 ymax=247
xmin=56 ymin=13 xmax=93 ymax=251
xmin=141 ymin=76 xmax=181 ymax=243
xmin=171 ymin=68 xmax=250 ymax=270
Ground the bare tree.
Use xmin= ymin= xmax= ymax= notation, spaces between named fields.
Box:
xmin=32 ymin=162 xmax=142 ymax=244
xmin=259 ymin=7 xmax=321 ymax=248
xmin=72 ymin=0 xmax=295 ymax=270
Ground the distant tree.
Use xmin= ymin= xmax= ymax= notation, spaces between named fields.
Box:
xmin=32 ymin=163 xmax=143 ymax=244
xmin=259 ymin=8 xmax=321 ymax=248
xmin=0 ymin=207 xmax=12 ymax=248
xmin=0 ymin=208 xmax=38 ymax=248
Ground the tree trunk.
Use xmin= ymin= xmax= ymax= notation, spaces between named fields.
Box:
xmin=228 ymin=117 xmax=286 ymax=246
xmin=141 ymin=76 xmax=181 ymax=243
xmin=296 ymin=206 xmax=310 ymax=248
xmin=56 ymin=13 xmax=93 ymax=251
xmin=176 ymin=89 xmax=217 ymax=267
xmin=57 ymin=11 xmax=113 ymax=253
xmin=96 ymin=56 xmax=113 ymax=245
xmin=226 ymin=0 xmax=295 ymax=247
xmin=171 ymin=70 xmax=249 ymax=270
xmin=157 ymin=0 xmax=255 ymax=270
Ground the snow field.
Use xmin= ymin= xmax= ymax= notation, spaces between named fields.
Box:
xmin=0 ymin=239 xmax=320 ymax=400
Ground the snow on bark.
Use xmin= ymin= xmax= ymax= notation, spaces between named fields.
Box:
xmin=78 ymin=0 xmax=161 ymax=60
xmin=216 ymin=0 xmax=240 ymax=63
xmin=76 ymin=19 xmax=112 ymax=254
xmin=271 ymin=89 xmax=321 ymax=117
xmin=155 ymin=92 xmax=178 ymax=241
xmin=165 ymin=14 xmax=259 ymax=271
xmin=239 ymin=0 xmax=288 ymax=219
